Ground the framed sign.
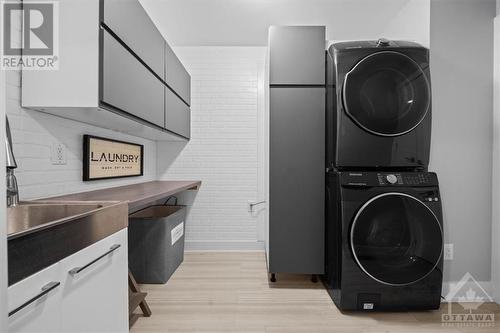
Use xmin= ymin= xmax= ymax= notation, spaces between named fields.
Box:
xmin=83 ymin=135 xmax=144 ymax=181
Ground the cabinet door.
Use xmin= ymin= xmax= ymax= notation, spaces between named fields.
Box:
xmin=8 ymin=263 xmax=62 ymax=333
xmin=103 ymin=0 xmax=165 ymax=76
xmin=269 ymin=87 xmax=325 ymax=274
xmin=165 ymin=88 xmax=190 ymax=138
xmin=60 ymin=229 xmax=128 ymax=333
xmin=269 ymin=26 xmax=325 ymax=85
xmin=165 ymin=43 xmax=191 ymax=104
xmin=102 ymin=30 xmax=165 ymax=128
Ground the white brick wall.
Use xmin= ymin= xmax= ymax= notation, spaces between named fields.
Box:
xmin=157 ymin=47 xmax=267 ymax=251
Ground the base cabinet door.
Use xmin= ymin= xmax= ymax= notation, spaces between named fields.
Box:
xmin=59 ymin=229 xmax=128 ymax=333
xmin=8 ymin=263 xmax=62 ymax=333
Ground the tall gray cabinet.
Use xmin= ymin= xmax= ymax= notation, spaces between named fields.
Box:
xmin=268 ymin=26 xmax=326 ymax=278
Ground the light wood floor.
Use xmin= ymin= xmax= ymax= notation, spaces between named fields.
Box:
xmin=131 ymin=252 xmax=500 ymax=333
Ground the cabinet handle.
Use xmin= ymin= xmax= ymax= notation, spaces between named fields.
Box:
xmin=8 ymin=281 xmax=60 ymax=317
xmin=69 ymin=244 xmax=121 ymax=276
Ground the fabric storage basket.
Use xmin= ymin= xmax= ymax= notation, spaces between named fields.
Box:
xmin=128 ymin=204 xmax=186 ymax=284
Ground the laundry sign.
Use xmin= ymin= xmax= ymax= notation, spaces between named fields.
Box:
xmin=83 ymin=135 xmax=144 ymax=181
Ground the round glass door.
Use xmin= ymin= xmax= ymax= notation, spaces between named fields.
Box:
xmin=343 ymin=51 xmax=430 ymax=136
xmin=350 ymin=193 xmax=442 ymax=286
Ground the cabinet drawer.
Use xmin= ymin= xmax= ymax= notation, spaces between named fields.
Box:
xmin=60 ymin=229 xmax=128 ymax=333
xmin=102 ymin=30 xmax=165 ymax=128
xmin=166 ymin=88 xmax=190 ymax=138
xmin=8 ymin=263 xmax=62 ymax=333
xmin=166 ymin=43 xmax=191 ymax=104
xmin=103 ymin=0 xmax=165 ymax=76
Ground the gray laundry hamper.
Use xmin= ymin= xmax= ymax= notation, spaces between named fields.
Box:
xmin=128 ymin=200 xmax=186 ymax=284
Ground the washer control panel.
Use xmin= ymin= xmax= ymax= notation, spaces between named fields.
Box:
xmin=377 ymin=173 xmax=403 ymax=185
xmin=341 ymin=172 xmax=438 ymax=187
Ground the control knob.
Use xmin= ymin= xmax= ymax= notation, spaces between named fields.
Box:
xmin=386 ymin=174 xmax=398 ymax=184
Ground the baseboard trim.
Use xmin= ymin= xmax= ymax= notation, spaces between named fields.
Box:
xmin=185 ymin=240 xmax=265 ymax=251
xmin=442 ymin=280 xmax=493 ymax=302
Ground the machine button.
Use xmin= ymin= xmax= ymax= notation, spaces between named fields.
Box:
xmin=386 ymin=174 xmax=398 ymax=184
xmin=377 ymin=38 xmax=390 ymax=47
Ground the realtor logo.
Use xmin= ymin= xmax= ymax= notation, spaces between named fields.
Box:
xmin=1 ymin=0 xmax=59 ymax=70
xmin=442 ymin=272 xmax=495 ymax=328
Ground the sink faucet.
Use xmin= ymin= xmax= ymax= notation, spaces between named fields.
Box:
xmin=6 ymin=116 xmax=19 ymax=207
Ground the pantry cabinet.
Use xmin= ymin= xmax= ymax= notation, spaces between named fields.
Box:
xmin=7 ymin=230 xmax=128 ymax=333
xmin=22 ymin=0 xmax=191 ymax=141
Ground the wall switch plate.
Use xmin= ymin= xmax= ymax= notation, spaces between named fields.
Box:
xmin=444 ymin=243 xmax=454 ymax=260
xmin=51 ymin=143 xmax=67 ymax=165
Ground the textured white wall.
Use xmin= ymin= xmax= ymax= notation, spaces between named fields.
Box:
xmin=157 ymin=47 xmax=267 ymax=250
xmin=141 ymin=0 xmax=430 ymax=47
xmin=430 ymin=0 xmax=495 ymax=286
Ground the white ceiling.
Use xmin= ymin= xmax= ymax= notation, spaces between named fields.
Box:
xmin=140 ymin=0 xmax=430 ymax=47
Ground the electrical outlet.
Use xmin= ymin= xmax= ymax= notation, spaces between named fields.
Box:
xmin=444 ymin=243 xmax=454 ymax=260
xmin=51 ymin=143 xmax=67 ymax=165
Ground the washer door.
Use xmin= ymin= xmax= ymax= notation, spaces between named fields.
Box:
xmin=350 ymin=193 xmax=442 ymax=286
xmin=343 ymin=51 xmax=430 ymax=136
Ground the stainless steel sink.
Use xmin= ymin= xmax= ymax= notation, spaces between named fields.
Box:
xmin=7 ymin=200 xmax=129 ymax=286
xmin=7 ymin=201 xmax=114 ymax=239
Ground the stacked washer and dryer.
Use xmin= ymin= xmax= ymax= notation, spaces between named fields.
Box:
xmin=324 ymin=39 xmax=444 ymax=311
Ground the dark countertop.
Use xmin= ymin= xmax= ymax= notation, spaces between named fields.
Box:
xmin=42 ymin=180 xmax=201 ymax=213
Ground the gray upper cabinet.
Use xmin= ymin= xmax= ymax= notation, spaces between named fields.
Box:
xmin=165 ymin=43 xmax=191 ymax=105
xmin=103 ymin=0 xmax=165 ymax=77
xmin=269 ymin=26 xmax=325 ymax=85
xmin=165 ymin=88 xmax=190 ymax=138
xmin=102 ymin=30 xmax=164 ymax=128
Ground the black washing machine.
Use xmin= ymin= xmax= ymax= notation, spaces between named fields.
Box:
xmin=326 ymin=39 xmax=432 ymax=170
xmin=324 ymin=171 xmax=443 ymax=311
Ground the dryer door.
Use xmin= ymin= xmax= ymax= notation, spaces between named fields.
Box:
xmin=343 ymin=51 xmax=430 ymax=136
xmin=350 ymin=193 xmax=442 ymax=286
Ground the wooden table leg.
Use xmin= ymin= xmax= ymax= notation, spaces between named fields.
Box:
xmin=128 ymin=270 xmax=152 ymax=327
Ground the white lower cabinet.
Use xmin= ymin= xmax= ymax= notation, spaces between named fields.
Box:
xmin=60 ymin=229 xmax=128 ymax=333
xmin=7 ymin=229 xmax=128 ymax=333
xmin=8 ymin=263 xmax=62 ymax=333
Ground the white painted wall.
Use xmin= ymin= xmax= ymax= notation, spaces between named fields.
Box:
xmin=157 ymin=47 xmax=267 ymax=250
xmin=492 ymin=15 xmax=500 ymax=303
xmin=430 ymin=0 xmax=495 ymax=288
xmin=141 ymin=0 xmax=430 ymax=47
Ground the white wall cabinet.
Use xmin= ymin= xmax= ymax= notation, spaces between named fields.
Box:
xmin=7 ymin=229 xmax=128 ymax=333
xmin=22 ymin=0 xmax=191 ymax=141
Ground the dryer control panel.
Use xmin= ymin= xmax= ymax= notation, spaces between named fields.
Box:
xmin=340 ymin=171 xmax=438 ymax=187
